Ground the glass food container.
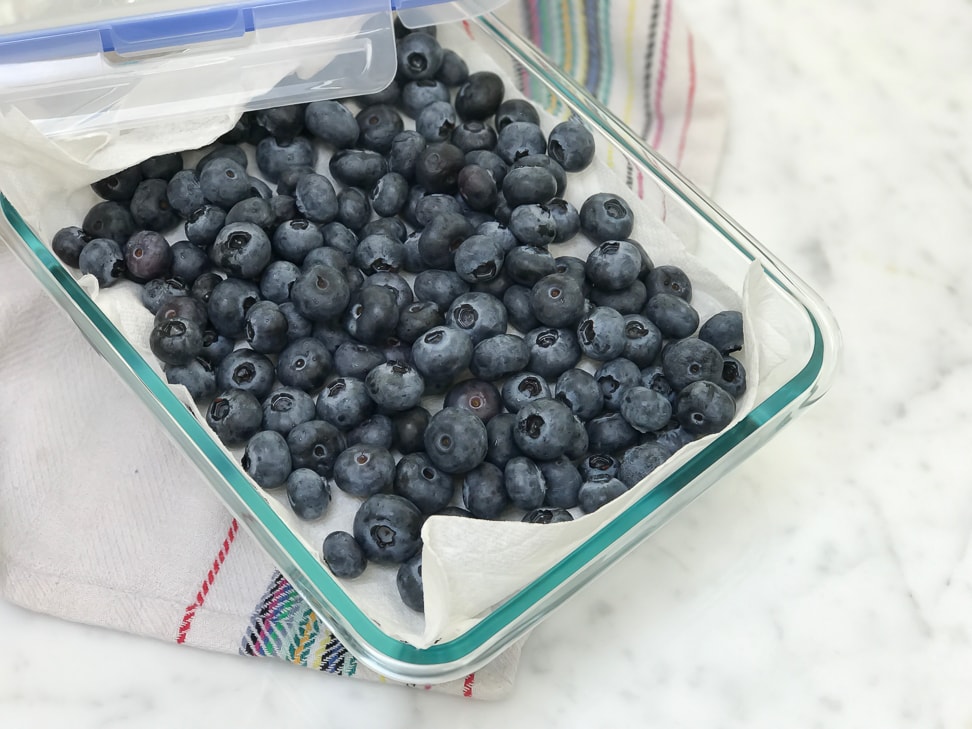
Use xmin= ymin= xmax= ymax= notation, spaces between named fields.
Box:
xmin=0 ymin=1 xmax=840 ymax=684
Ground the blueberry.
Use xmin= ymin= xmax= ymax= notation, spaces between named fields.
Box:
xmin=512 ymin=154 xmax=567 ymax=197
xmin=412 ymin=192 xmax=463 ymax=228
xmin=322 ymin=531 xmax=367 ymax=579
xmin=526 ymin=327 xmax=582 ymax=379
xmin=286 ymin=468 xmax=331 ymax=520
xmin=392 ymin=407 xmax=430 ymax=455
xmin=506 ymin=245 xmax=557 ymax=286
xmin=555 ymin=368 xmax=604 ymax=421
xmin=397 ymin=554 xmax=424 ymax=612
xmin=254 ymin=104 xmax=305 ymax=142
xmin=531 ymin=273 xmax=585 ymax=328
xmin=334 ymin=444 xmax=396 ymax=498
xmin=344 ymin=285 xmax=400 ymax=345
xmin=304 ymin=100 xmax=359 ymax=149
xmin=699 ymin=310 xmax=744 ymax=355
xmin=185 ymin=205 xmax=226 ymax=248
xmin=586 ymin=412 xmax=639 ymax=453
xmin=522 ymin=508 xmax=573 ymax=524
xmin=197 ymin=145 xmax=249 ymax=175
xmin=719 ymin=356 xmax=747 ymax=398
xmin=154 ymin=292 xmax=208 ymax=328
xmin=210 ymin=222 xmax=272 ymax=280
xmin=394 ymin=453 xmax=455 ymax=515
xmin=585 ymin=240 xmax=642 ymax=291
xmin=436 ymin=48 xmax=469 ymax=86
xmin=447 ymin=292 xmax=507 ymax=345
xmin=329 ymin=149 xmax=388 ymax=189
xmin=198 ymin=157 xmax=251 ymax=210
xmin=397 ymin=32 xmax=444 ymax=81
xmin=301 ymin=246 xmax=349 ymax=274
xmin=580 ymin=193 xmax=634 ymax=242
xmin=465 ymin=150 xmax=509 ymax=186
xmin=513 ymin=397 xmax=576 ymax=461
xmin=425 ymin=407 xmax=488 ymax=474
xmin=356 ymin=105 xmax=405 ymax=154
xmin=287 ymin=420 xmax=346 ymax=477
xmin=166 ymin=170 xmax=206 ymax=218
xmin=415 ymin=141 xmax=466 ymax=194
xmin=242 ymin=301 xmax=288 ymax=354
xmin=444 ymin=379 xmax=502 ymax=423
xmin=644 ymin=293 xmax=700 ymax=339
xmin=207 ymin=278 xmax=260 ymax=338
xmin=274 ymin=165 xmax=316 ymax=197
xmin=317 ymin=377 xmax=374 ymax=430
xmin=279 ymin=302 xmax=313 ymax=343
xmin=470 ymin=333 xmax=530 ymax=381
xmin=312 ymin=320 xmax=352 ymax=353
xmin=452 ymin=121 xmax=498 ymax=153
xmin=617 ymin=442 xmax=671 ymax=487
xmin=130 ymin=178 xmax=180 ymax=232
xmin=397 ymin=301 xmax=444 ymax=344
xmin=455 ymin=71 xmax=505 ymax=120
xmin=216 ymin=348 xmax=275 ymax=400
xmin=206 ymin=388 xmax=263 ymax=447
xmin=462 ymin=462 xmax=508 ymax=519
xmin=242 ymin=430 xmax=293 ymax=489
xmin=660 ymin=338 xmax=723 ymax=391
xmin=150 ymin=316 xmax=203 ymax=366
xmin=138 ymin=153 xmax=182 ymax=181
xmin=493 ymin=192 xmax=513 ymax=224
xmin=547 ymin=119 xmax=596 ymax=172
xmin=141 ymin=277 xmax=187 ymax=314
xmin=270 ymin=195 xmax=298 ymax=225
xmin=675 ymin=380 xmax=736 ymax=436
xmin=652 ymin=425 xmax=697 ymax=454
xmin=77 ymin=237 xmax=126 ymax=288
xmin=353 ymin=493 xmax=424 ymax=564
xmin=333 ymin=342 xmax=387 ymax=379
xmin=579 ymin=453 xmax=620 ymax=481
xmin=125 ymin=230 xmax=172 ymax=283
xmin=645 ymin=265 xmax=693 ymax=302
xmin=83 ymin=201 xmax=135 ymax=245
xmin=553 ymin=255 xmax=588 ymax=287
xmin=165 ymin=357 xmax=216 ymax=401
xmin=388 ymin=130 xmax=428 ymax=181
xmin=291 ymin=265 xmax=350 ymax=322
xmin=191 ymin=271 xmax=222 ymax=304
xmin=494 ymin=99 xmax=540 ymax=131
xmin=505 ymin=204 xmax=557 ymax=248
xmin=277 ymin=337 xmax=333 ymax=393
xmin=454 ymin=234 xmax=505 ymax=284
xmin=256 ymin=136 xmax=316 ymax=183
xmin=502 ymin=166 xmax=557 ymax=209
xmin=418 ymin=211 xmax=473 ymax=268
xmin=199 ymin=328 xmax=235 ymax=365
xmin=169 ymin=240 xmax=210 ymax=286
xmin=504 ymin=456 xmax=546 ymax=510
xmin=367 ymin=173 xmax=407 ymax=219
xmin=416 ymin=100 xmax=459 ymax=143
xmin=348 ymin=414 xmax=395 ymax=450
xmin=51 ymin=226 xmax=92 ymax=267
xmin=496 ymin=122 xmax=546 ymax=165
xmin=92 ymin=166 xmax=142 ymax=202
xmin=595 ymin=358 xmax=642 ymax=411
xmin=577 ymin=306 xmax=626 ymax=361
xmin=257 ymin=260 xmax=299 ymax=304
xmin=619 ymin=386 xmax=673 ymax=434
xmin=592 ymin=281 xmax=648 ymax=315
xmin=483 ymin=412 xmax=520 ymax=468
xmin=225 ymin=196 xmax=275 ymax=232
xmin=457 ymin=165 xmax=499 ymax=212
xmin=401 ymin=79 xmax=451 ymax=117
xmin=262 ymin=387 xmax=316 ymax=435
xmin=321 ymin=222 xmax=359 ymax=257
xmin=355 ymin=234 xmax=405 ymax=274
xmin=539 ymin=456 xmax=583 ymax=509
xmin=293 ymin=173 xmax=338 ymax=225
xmin=578 ymin=475 xmax=627 ymax=513
xmin=367 ymin=272 xmax=414 ymax=312
xmin=365 ymin=361 xmax=425 ymax=412
xmin=502 ymin=285 xmax=539 ymax=332
xmin=546 ymin=198 xmax=581 ymax=243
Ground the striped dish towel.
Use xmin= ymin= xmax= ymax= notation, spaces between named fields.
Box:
xmin=0 ymin=0 xmax=725 ymax=700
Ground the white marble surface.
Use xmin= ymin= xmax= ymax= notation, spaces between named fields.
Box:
xmin=4 ymin=0 xmax=972 ymax=726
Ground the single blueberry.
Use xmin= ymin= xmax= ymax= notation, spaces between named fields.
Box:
xmin=470 ymin=333 xmax=530 ymax=382
xmin=644 ymin=293 xmax=700 ymax=339
xmin=699 ymin=310 xmax=744 ymax=355
xmin=617 ymin=442 xmax=671 ymax=487
xmin=92 ymin=166 xmax=142 ymax=202
xmin=206 ymin=388 xmax=263 ymax=447
xmin=304 ymin=100 xmax=359 ymax=149
xmin=322 ymin=531 xmax=367 ymax=579
xmin=526 ymin=326 xmax=582 ymax=379
xmin=261 ymin=387 xmax=317 ymax=435
xmin=578 ymin=475 xmax=628 ymax=513
xmin=394 ymin=453 xmax=455 ymax=515
xmin=504 ymin=456 xmax=547 ymax=510
xmin=531 ymin=273 xmax=586 ymax=328
xmin=579 ymin=192 xmax=634 ymax=242
xmin=365 ymin=361 xmax=425 ymax=412
xmin=513 ymin=397 xmax=576 ymax=461
xmin=555 ymin=368 xmax=605 ymax=421
xmin=130 ymin=178 xmax=180 ymax=232
xmin=185 ymin=205 xmax=226 ymax=248
xmin=619 ymin=386 xmax=673 ymax=434
xmin=353 ymin=493 xmax=424 ymax=564
xmin=317 ymin=377 xmax=374 ymax=431
xmin=424 ymin=407 xmax=488 ymax=474
xmin=547 ymin=119 xmax=596 ymax=172
xmin=334 ymin=444 xmax=396 ymax=498
xmin=209 ymin=222 xmax=272 ymax=280
xmin=83 ymin=201 xmax=135 ymax=245
xmin=397 ymin=554 xmax=425 ymax=613
xmin=660 ymin=338 xmax=724 ymax=391
xmin=242 ymin=430 xmax=293 ymax=489
xmin=356 ymin=104 xmax=405 ymax=154
xmin=165 ymin=357 xmax=216 ymax=401
xmin=150 ymin=316 xmax=204 ymax=366
xmin=348 ymin=413 xmax=395 ymax=450
xmin=577 ymin=306 xmax=627 ymax=361
xmin=287 ymin=420 xmax=347 ymax=477
xmin=539 ymin=456 xmax=583 ymax=509
xmin=462 ymin=462 xmax=508 ymax=519
xmin=277 ymin=337 xmax=333 ymax=393
xmin=216 ymin=348 xmax=276 ymax=400
xmin=286 ymin=468 xmax=331 ymax=520
xmin=392 ymin=407 xmax=431 ymax=455
xmin=675 ymin=380 xmax=736 ymax=436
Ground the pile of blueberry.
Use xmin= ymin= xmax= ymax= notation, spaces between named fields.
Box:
xmin=50 ymin=22 xmax=745 ymax=615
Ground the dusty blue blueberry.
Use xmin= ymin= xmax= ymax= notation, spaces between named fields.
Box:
xmin=641 ymin=365 xmax=677 ymax=406
xmin=141 ymin=278 xmax=187 ymax=314
xmin=554 ymin=368 xmax=604 ymax=421
xmin=334 ymin=444 xmax=396 ymax=497
xmin=470 ymin=334 xmax=530 ymax=381
xmin=261 ymin=387 xmax=316 ymax=435
xmin=425 ymin=407 xmax=488 ymax=474
xmin=494 ymin=98 xmax=540 ymax=131
xmin=275 ymin=165 xmax=316 ymax=196
xmin=417 ymin=210 xmax=472 ymax=269
xmin=397 ymin=31 xmax=444 ymax=80
xmin=270 ymin=194 xmax=298 ymax=226
xmin=444 ymin=379 xmax=502 ymax=423
xmin=675 ymin=380 xmax=736 ymax=436
xmin=154 ymin=293 xmax=208 ymax=330
xmin=150 ymin=316 xmax=203 ymax=366
xmin=484 ymin=412 xmax=520 ymax=468
xmin=500 ymin=371 xmax=549 ymax=413
xmin=83 ymin=201 xmax=135 ymax=245
xmin=504 ymin=456 xmax=547 ymax=510
xmin=397 ymin=553 xmax=424 ymax=612
xmin=661 ymin=337 xmax=724 ymax=391
xmin=279 ymin=302 xmax=313 ymax=343
xmin=254 ymin=104 xmax=305 ymax=142
xmin=321 ymin=222 xmax=358 ymax=257
xmin=577 ymin=306 xmax=627 ymax=361
xmin=503 ymin=285 xmax=539 ymax=332
xmin=592 ymin=281 xmax=648 ymax=315
xmin=166 ymin=169 xmax=206 ymax=217
xmin=217 ymin=348 xmax=275 ymax=400
xmin=92 ymin=166 xmax=142 ymax=202
xmin=586 ymin=412 xmax=639 ymax=453
xmin=645 ymin=264 xmax=693 ymax=302
xmin=258 ymin=260 xmax=299 ymax=303
xmin=699 ymin=310 xmax=744 ymax=355
xmin=130 ymin=178 xmax=180 ymax=232
xmin=190 ymin=272 xmax=222 ymax=305
xmin=291 ymin=264 xmax=350 ymax=322
xmin=333 ymin=342 xmax=386 ymax=379
xmin=547 ymin=119 xmax=596 ymax=172
xmin=312 ymin=320 xmax=352 ymax=352
xmin=370 ymin=172 xmax=409 ymax=218
xmin=287 ymin=420 xmax=346 ymax=477
xmin=455 ymin=71 xmax=504 ymax=120
xmin=225 ymin=196 xmax=275 ymax=231
xmin=394 ymin=453 xmax=455 ymax=515
xmin=436 ymin=48 xmax=468 ymax=86
xmin=595 ymin=358 xmax=642 ymax=411
xmin=413 ymin=271 xmax=469 ymax=314
xmin=301 ymin=246 xmax=348 ymax=274
xmin=579 ymin=453 xmax=620 ymax=481
xmin=337 ymin=187 xmax=372 ymax=231
xmin=244 ymin=301 xmax=289 ymax=354
xmin=352 ymin=493 xmax=423 ymax=564
xmin=52 ymin=226 xmax=91 ymax=267
xmin=457 ymin=165 xmax=499 ymax=212
xmin=502 ymin=166 xmax=557 ymax=208
xmin=653 ymin=425 xmax=697 ymax=454
xmin=185 ymin=205 xmax=226 ymax=248
xmin=620 ymin=386 xmax=673 ymax=434
xmin=462 ymin=462 xmax=508 ymax=519
xmin=125 ymin=230 xmax=172 ymax=283
xmin=513 ymin=397 xmax=576 ymax=461
xmin=360 ymin=217 xmax=407 ymax=243
xmin=304 ymin=100 xmax=359 ymax=148
xmin=348 ymin=414 xmax=395 ymax=450
xmin=242 ymin=430 xmax=293 ymax=489
xmin=317 ymin=377 xmax=374 ymax=431
xmin=512 ymin=154 xmax=566 ymax=197
xmin=388 ymin=130 xmax=427 ymax=181
xmin=356 ymin=105 xmax=404 ymax=154
xmin=354 ymin=234 xmax=405 ymax=274
xmin=526 ymin=327 xmax=582 ymax=379
xmin=580 ymin=192 xmax=634 ymax=243
xmin=452 ymin=121 xmax=497 ymax=153
xmin=411 ymin=191 xmax=461 ymax=227
xmin=286 ymin=468 xmax=331 ymax=520
xmin=322 ymin=531 xmax=367 ymax=579
xmin=343 ymin=285 xmax=399 ymax=344
xmin=617 ymin=442 xmax=671 ymax=488
xmin=365 ymin=361 xmax=425 ymax=412
xmin=397 ymin=302 xmax=444 ymax=344
xmin=165 ymin=357 xmax=216 ymax=401
xmin=454 ymin=234 xmax=504 ymax=284
xmin=447 ymin=292 xmax=507 ymax=345
xmin=718 ymin=356 xmax=747 ymax=398
xmin=199 ymin=157 xmax=251 ymax=209
xmin=197 ymin=145 xmax=248 ymax=175
xmin=416 ymin=100 xmax=458 ymax=143
xmin=209 ymin=222 xmax=272 ymax=280
xmin=392 ymin=407 xmax=430 ymax=455
xmin=531 ymin=273 xmax=585 ymax=328
xmin=206 ymin=388 xmax=263 ymax=447
xmin=465 ymin=150 xmax=509 ymax=186
xmin=256 ymin=136 xmax=316 ymax=183
xmin=329 ymin=149 xmax=388 ymax=189
xmin=495 ymin=121 xmax=546 ymax=165
xmin=415 ymin=141 xmax=465 ymax=194
xmin=401 ymin=79 xmax=450 ymax=117
xmin=578 ymin=475 xmax=628 ymax=513
xmin=539 ymin=456 xmax=582 ymax=509
xmin=207 ymin=277 xmax=260 ymax=338
xmin=586 ymin=240 xmax=643 ymax=291
xmin=644 ymin=293 xmax=700 ymax=339
xmin=169 ymin=240 xmax=209 ymax=285
xmin=547 ymin=198 xmax=581 ymax=243
xmin=139 ymin=153 xmax=183 ymax=181
xmin=199 ymin=328 xmax=235 ymax=365
xmin=294 ymin=173 xmax=338 ymax=225
xmin=277 ymin=337 xmax=332 ymax=393
xmin=508 ymin=205 xmax=557 ymax=248
xmin=506 ymin=245 xmax=557 ymax=286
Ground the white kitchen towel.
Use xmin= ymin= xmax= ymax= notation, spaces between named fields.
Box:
xmin=0 ymin=0 xmax=726 ymax=699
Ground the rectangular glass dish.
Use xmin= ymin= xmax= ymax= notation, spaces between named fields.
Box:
xmin=0 ymin=11 xmax=840 ymax=684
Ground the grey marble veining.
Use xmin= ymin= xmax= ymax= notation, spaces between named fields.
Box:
xmin=4 ymin=0 xmax=972 ymax=726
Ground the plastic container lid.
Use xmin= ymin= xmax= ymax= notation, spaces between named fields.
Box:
xmin=0 ymin=0 xmax=508 ymax=138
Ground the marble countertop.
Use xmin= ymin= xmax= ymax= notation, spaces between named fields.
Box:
xmin=4 ymin=0 xmax=972 ymax=726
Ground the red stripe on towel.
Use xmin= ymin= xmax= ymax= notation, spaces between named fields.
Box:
xmin=176 ymin=518 xmax=240 ymax=644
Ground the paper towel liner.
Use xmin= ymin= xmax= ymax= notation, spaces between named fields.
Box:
xmin=0 ymin=25 xmax=800 ymax=649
